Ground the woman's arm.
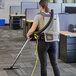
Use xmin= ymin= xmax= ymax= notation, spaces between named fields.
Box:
xmin=27 ymin=24 xmax=38 ymax=40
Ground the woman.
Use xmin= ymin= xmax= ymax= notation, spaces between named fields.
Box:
xmin=27 ymin=0 xmax=60 ymax=76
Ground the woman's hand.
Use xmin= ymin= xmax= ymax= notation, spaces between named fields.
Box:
xmin=27 ymin=24 xmax=37 ymax=40
xmin=27 ymin=32 xmax=32 ymax=40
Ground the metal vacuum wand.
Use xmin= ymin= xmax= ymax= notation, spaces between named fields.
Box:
xmin=4 ymin=39 xmax=29 ymax=70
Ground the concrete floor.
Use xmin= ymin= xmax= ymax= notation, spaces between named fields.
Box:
xmin=0 ymin=26 xmax=76 ymax=76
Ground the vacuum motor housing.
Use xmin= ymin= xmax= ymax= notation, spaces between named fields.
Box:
xmin=43 ymin=14 xmax=60 ymax=42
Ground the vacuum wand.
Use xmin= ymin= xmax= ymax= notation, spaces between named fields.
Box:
xmin=4 ymin=39 xmax=29 ymax=70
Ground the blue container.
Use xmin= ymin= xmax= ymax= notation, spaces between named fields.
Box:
xmin=0 ymin=19 xmax=5 ymax=26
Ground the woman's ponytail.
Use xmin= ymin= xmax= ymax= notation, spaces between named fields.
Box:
xmin=39 ymin=0 xmax=49 ymax=12
xmin=44 ymin=4 xmax=49 ymax=12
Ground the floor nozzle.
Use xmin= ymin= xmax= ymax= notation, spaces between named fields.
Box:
xmin=3 ymin=66 xmax=19 ymax=70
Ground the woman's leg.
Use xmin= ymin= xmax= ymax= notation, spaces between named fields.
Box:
xmin=48 ymin=42 xmax=60 ymax=76
xmin=38 ymin=41 xmax=47 ymax=76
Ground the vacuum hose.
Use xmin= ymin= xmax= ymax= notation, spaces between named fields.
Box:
xmin=30 ymin=9 xmax=54 ymax=37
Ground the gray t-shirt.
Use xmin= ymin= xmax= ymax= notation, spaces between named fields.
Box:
xmin=33 ymin=14 xmax=44 ymax=30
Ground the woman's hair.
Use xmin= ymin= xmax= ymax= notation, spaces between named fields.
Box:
xmin=39 ymin=0 xmax=49 ymax=12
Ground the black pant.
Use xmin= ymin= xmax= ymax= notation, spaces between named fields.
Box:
xmin=38 ymin=40 xmax=60 ymax=76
